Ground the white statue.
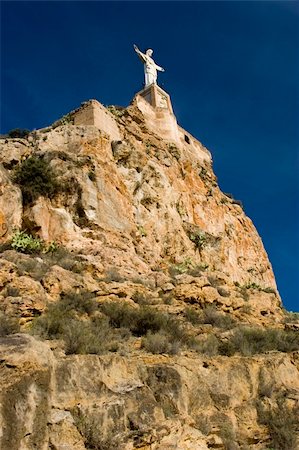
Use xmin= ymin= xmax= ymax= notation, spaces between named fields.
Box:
xmin=134 ymin=44 xmax=165 ymax=87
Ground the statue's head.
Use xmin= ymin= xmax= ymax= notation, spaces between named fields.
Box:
xmin=146 ymin=49 xmax=153 ymax=57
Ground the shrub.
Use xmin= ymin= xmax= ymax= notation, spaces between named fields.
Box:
xmin=11 ymin=256 xmax=48 ymax=280
xmin=8 ymin=128 xmax=30 ymax=138
xmin=168 ymin=143 xmax=181 ymax=160
xmin=13 ymin=155 xmax=60 ymax=204
xmin=63 ymin=316 xmax=115 ymax=355
xmin=187 ymin=264 xmax=209 ymax=276
xmin=63 ymin=319 xmax=95 ymax=354
xmin=59 ymin=292 xmax=97 ymax=316
xmin=11 ymin=252 xmax=62 ymax=281
xmin=31 ymin=301 xmax=74 ymax=339
xmin=200 ymin=306 xmax=236 ymax=330
xmin=183 ymin=223 xmax=220 ymax=252
xmin=283 ymin=311 xmax=299 ymax=323
xmin=232 ymin=199 xmax=243 ymax=209
xmin=245 ymin=282 xmax=261 ymax=290
xmin=217 ymin=287 xmax=230 ymax=297
xmin=262 ymin=287 xmax=277 ymax=294
xmin=131 ymin=277 xmax=149 ymax=287
xmin=100 ymin=303 xmax=166 ymax=336
xmin=10 ymin=231 xmax=58 ymax=256
xmin=219 ymin=327 xmax=299 ymax=356
xmin=0 ymin=313 xmax=20 ymax=336
xmin=45 ymin=241 xmax=59 ymax=253
xmin=33 ymin=294 xmax=192 ymax=354
xmin=31 ymin=292 xmax=97 ymax=337
xmin=74 ymin=411 xmax=119 ymax=450
xmin=142 ymin=331 xmax=180 ymax=354
xmin=223 ymin=192 xmax=234 ymax=200
xmin=11 ymin=231 xmax=44 ymax=254
xmin=257 ymin=398 xmax=298 ymax=449
xmin=195 ymin=415 xmax=211 ymax=436
xmin=52 ymin=113 xmax=74 ymax=128
xmin=31 ymin=294 xmax=118 ymax=355
xmin=236 ymin=284 xmax=250 ymax=301
xmin=195 ymin=335 xmax=219 ymax=356
xmin=100 ymin=302 xmax=190 ymax=347
xmin=5 ymin=286 xmax=20 ymax=297
xmin=131 ymin=291 xmax=151 ymax=305
xmin=106 ymin=105 xmax=125 ymax=117
xmin=219 ymin=423 xmax=238 ymax=450
xmin=169 ymin=257 xmax=194 ymax=276
xmin=74 ymin=413 xmax=102 ymax=449
xmin=44 ymin=247 xmax=84 ymax=273
xmin=103 ymin=267 xmax=124 ymax=282
xmin=188 ymin=230 xmax=207 ymax=251
xmin=185 ymin=307 xmax=201 ymax=325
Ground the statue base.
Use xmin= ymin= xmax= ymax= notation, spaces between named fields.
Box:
xmin=135 ymin=84 xmax=174 ymax=114
xmin=132 ymin=85 xmax=211 ymax=162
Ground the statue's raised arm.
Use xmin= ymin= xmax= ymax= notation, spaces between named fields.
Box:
xmin=134 ymin=44 xmax=146 ymax=63
xmin=133 ymin=44 xmax=165 ymax=87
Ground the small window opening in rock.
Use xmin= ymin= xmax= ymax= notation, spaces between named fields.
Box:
xmin=184 ymin=135 xmax=190 ymax=144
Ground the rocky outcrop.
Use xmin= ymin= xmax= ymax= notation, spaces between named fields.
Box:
xmin=0 ymin=98 xmax=297 ymax=449
xmin=1 ymin=102 xmax=279 ymax=288
xmin=0 ymin=334 xmax=298 ymax=449
xmin=0 ymin=100 xmax=283 ymax=325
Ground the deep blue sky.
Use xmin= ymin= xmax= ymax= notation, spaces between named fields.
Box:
xmin=1 ymin=1 xmax=298 ymax=311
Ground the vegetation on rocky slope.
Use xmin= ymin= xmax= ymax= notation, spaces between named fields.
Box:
xmin=13 ymin=155 xmax=60 ymax=205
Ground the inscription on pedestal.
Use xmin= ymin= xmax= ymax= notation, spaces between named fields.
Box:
xmin=137 ymin=85 xmax=173 ymax=114
xmin=157 ymin=92 xmax=168 ymax=108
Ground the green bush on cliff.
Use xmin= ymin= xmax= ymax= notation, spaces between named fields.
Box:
xmin=141 ymin=331 xmax=180 ymax=354
xmin=188 ymin=230 xmax=208 ymax=251
xmin=219 ymin=327 xmax=299 ymax=356
xmin=11 ymin=230 xmax=44 ymax=254
xmin=13 ymin=155 xmax=60 ymax=204
xmin=10 ymin=230 xmax=58 ymax=255
xmin=74 ymin=411 xmax=119 ymax=449
xmin=31 ymin=292 xmax=119 ymax=354
xmin=100 ymin=302 xmax=191 ymax=354
xmin=8 ymin=128 xmax=30 ymax=138
xmin=200 ymin=306 xmax=236 ymax=330
xmin=257 ymin=397 xmax=298 ymax=449
xmin=185 ymin=306 xmax=235 ymax=330
xmin=100 ymin=302 xmax=187 ymax=341
xmin=32 ymin=297 xmax=191 ymax=355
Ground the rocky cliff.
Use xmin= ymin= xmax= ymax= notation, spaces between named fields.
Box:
xmin=0 ymin=97 xmax=298 ymax=449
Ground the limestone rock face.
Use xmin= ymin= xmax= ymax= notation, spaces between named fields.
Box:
xmin=0 ymin=165 xmax=22 ymax=239
xmin=0 ymin=99 xmax=297 ymax=449
xmin=0 ymin=334 xmax=53 ymax=450
xmin=0 ymin=103 xmax=283 ymax=322
xmin=0 ymin=335 xmax=298 ymax=450
xmin=1 ymin=103 xmax=277 ymax=288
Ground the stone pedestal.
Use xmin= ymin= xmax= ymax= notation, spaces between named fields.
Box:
xmin=134 ymin=84 xmax=179 ymax=143
xmin=133 ymin=84 xmax=211 ymax=162
xmin=136 ymin=84 xmax=174 ymax=114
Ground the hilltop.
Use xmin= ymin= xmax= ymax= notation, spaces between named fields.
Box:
xmin=0 ymin=93 xmax=298 ymax=449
